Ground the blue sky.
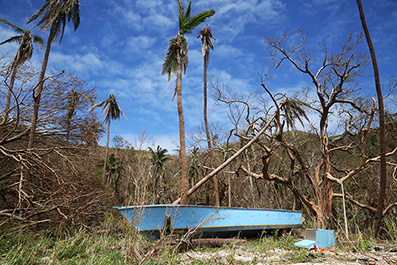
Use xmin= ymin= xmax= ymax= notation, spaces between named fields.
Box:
xmin=0 ymin=0 xmax=396 ymax=152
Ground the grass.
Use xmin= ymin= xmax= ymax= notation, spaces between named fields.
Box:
xmin=1 ymin=226 xmax=396 ymax=264
xmin=0 ymin=228 xmax=129 ymax=265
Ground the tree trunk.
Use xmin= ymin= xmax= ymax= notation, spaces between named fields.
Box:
xmin=2 ymin=68 xmax=17 ymax=124
xmin=246 ymin=153 xmax=255 ymax=208
xmin=28 ymin=23 xmax=55 ymax=149
xmin=322 ymin=177 xmax=334 ymax=229
xmin=102 ymin=119 xmax=110 ymax=183
xmin=176 ymin=48 xmax=188 ymax=205
xmin=203 ymin=54 xmax=219 ymax=206
xmin=356 ymin=0 xmax=386 ymax=237
xmin=66 ymin=118 xmax=71 ymax=143
xmin=319 ymin=110 xmax=334 ymax=229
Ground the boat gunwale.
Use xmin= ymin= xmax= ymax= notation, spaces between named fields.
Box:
xmin=114 ymin=204 xmax=302 ymax=213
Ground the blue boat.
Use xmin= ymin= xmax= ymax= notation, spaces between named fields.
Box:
xmin=115 ymin=204 xmax=302 ymax=239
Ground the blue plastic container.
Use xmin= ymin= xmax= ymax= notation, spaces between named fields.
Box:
xmin=294 ymin=229 xmax=335 ymax=249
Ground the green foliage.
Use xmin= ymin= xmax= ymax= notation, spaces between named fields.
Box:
xmin=281 ymin=248 xmax=317 ymax=263
xmin=343 ymin=232 xmax=377 ymax=251
xmin=149 ymin=145 xmax=170 ymax=170
xmin=0 ymin=228 xmax=128 ymax=265
xmin=162 ymin=0 xmax=215 ymax=81
xmin=385 ymin=217 xmax=397 ymax=242
xmin=2 ymin=226 xmax=397 ymax=264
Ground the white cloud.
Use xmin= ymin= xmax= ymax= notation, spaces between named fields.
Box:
xmin=126 ymin=36 xmax=157 ymax=53
xmin=48 ymin=51 xmax=103 ymax=77
xmin=120 ymin=131 xmax=179 ymax=154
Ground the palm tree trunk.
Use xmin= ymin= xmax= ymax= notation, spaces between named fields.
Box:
xmin=2 ymin=68 xmax=17 ymax=124
xmin=103 ymin=119 xmax=111 ymax=183
xmin=203 ymin=54 xmax=210 ymax=152
xmin=204 ymin=54 xmax=220 ymax=206
xmin=176 ymin=48 xmax=188 ymax=205
xmin=356 ymin=0 xmax=386 ymax=237
xmin=28 ymin=23 xmax=55 ymax=149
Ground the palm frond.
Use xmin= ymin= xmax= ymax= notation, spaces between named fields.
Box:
xmin=58 ymin=14 xmax=67 ymax=43
xmin=0 ymin=18 xmax=24 ymax=34
xmin=27 ymin=0 xmax=80 ymax=44
xmin=32 ymin=34 xmax=44 ymax=49
xmin=181 ymin=1 xmax=192 ymax=29
xmin=282 ymin=98 xmax=310 ymax=130
xmin=118 ymin=107 xmax=128 ymax=121
xmin=70 ymin=0 xmax=80 ymax=30
xmin=178 ymin=0 xmax=185 ymax=29
xmin=61 ymin=0 xmax=80 ymax=30
xmin=198 ymin=25 xmax=216 ymax=59
xmin=161 ymin=37 xmax=178 ymax=81
xmin=26 ymin=0 xmax=50 ymax=24
xmin=149 ymin=145 xmax=170 ymax=169
xmin=80 ymin=93 xmax=94 ymax=105
xmin=182 ymin=9 xmax=215 ymax=34
xmin=27 ymin=0 xmax=56 ymax=31
xmin=0 ymin=21 xmax=44 ymax=74
xmin=89 ymin=94 xmax=127 ymax=123
xmin=87 ymin=101 xmax=105 ymax=114
xmin=180 ymin=36 xmax=189 ymax=74
xmin=0 ymin=36 xmax=21 ymax=46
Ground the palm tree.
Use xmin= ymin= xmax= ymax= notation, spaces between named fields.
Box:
xmin=51 ymin=89 xmax=93 ymax=142
xmin=26 ymin=0 xmax=81 ymax=149
xmin=161 ymin=0 xmax=215 ymax=205
xmin=106 ymin=153 xmax=124 ymax=200
xmin=148 ymin=145 xmax=170 ymax=203
xmin=281 ymin=98 xmax=310 ymax=132
xmin=88 ymin=94 xmax=127 ymax=183
xmin=0 ymin=18 xmax=43 ymax=124
xmin=197 ymin=25 xmax=219 ymax=205
xmin=356 ymin=0 xmax=386 ymax=237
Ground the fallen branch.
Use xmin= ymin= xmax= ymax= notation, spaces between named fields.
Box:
xmin=173 ymin=99 xmax=286 ymax=204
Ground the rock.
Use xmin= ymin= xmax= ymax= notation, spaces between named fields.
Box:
xmin=41 ymin=257 xmax=53 ymax=264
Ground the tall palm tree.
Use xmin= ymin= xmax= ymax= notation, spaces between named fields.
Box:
xmin=197 ymin=25 xmax=219 ymax=205
xmin=0 ymin=18 xmax=43 ymax=124
xmin=51 ymin=89 xmax=93 ymax=142
xmin=26 ymin=0 xmax=81 ymax=149
xmin=149 ymin=146 xmax=170 ymax=203
xmin=161 ymin=0 xmax=215 ymax=205
xmin=88 ymin=94 xmax=127 ymax=182
xmin=356 ymin=0 xmax=386 ymax=237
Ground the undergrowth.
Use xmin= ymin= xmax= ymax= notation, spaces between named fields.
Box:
xmin=1 ymin=225 xmax=396 ymax=264
xmin=0 ymin=228 xmax=129 ymax=265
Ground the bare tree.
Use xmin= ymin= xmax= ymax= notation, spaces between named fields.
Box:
xmin=191 ymin=31 xmax=397 ymax=230
xmin=0 ymin=61 xmax=107 ymax=227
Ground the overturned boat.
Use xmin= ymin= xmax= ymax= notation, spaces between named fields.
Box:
xmin=115 ymin=204 xmax=302 ymax=240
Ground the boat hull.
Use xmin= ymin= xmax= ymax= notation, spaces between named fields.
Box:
xmin=115 ymin=204 xmax=302 ymax=239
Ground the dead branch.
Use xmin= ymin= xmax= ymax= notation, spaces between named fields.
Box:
xmin=173 ymin=99 xmax=287 ymax=204
xmin=334 ymin=193 xmax=377 ymax=213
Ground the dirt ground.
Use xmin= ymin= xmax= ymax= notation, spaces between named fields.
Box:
xmin=179 ymin=242 xmax=397 ymax=264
